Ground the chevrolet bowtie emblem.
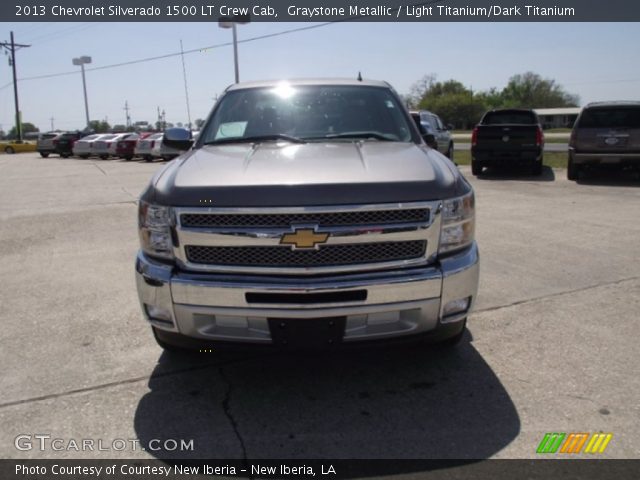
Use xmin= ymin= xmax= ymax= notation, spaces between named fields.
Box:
xmin=280 ymin=228 xmax=329 ymax=250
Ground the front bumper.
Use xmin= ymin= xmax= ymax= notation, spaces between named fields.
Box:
xmin=135 ymin=243 xmax=479 ymax=346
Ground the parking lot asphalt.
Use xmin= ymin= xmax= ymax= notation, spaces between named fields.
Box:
xmin=0 ymin=153 xmax=639 ymax=462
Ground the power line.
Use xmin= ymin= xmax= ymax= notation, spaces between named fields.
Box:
xmin=4 ymin=23 xmax=338 ymax=85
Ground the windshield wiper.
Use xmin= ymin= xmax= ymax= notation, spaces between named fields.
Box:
xmin=203 ymin=134 xmax=306 ymax=146
xmin=321 ymin=132 xmax=397 ymax=141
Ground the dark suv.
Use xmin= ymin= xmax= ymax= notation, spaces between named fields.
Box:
xmin=54 ymin=132 xmax=84 ymax=158
xmin=568 ymin=101 xmax=640 ymax=180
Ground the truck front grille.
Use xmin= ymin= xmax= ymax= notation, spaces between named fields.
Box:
xmin=185 ymin=241 xmax=427 ymax=267
xmin=181 ymin=209 xmax=429 ymax=228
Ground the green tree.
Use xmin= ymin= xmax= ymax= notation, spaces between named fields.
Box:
xmin=500 ymin=72 xmax=579 ymax=108
xmin=7 ymin=122 xmax=39 ymax=139
xmin=112 ymin=124 xmax=127 ymax=132
xmin=415 ymin=79 xmax=486 ymax=129
xmin=89 ymin=120 xmax=111 ymax=133
xmin=194 ymin=118 xmax=205 ymax=129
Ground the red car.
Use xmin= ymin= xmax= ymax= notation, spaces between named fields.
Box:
xmin=115 ymin=132 xmax=155 ymax=161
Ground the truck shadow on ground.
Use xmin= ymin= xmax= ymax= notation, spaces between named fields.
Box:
xmin=576 ymin=168 xmax=640 ymax=187
xmin=474 ymin=165 xmax=555 ymax=182
xmin=133 ymin=330 xmax=520 ymax=470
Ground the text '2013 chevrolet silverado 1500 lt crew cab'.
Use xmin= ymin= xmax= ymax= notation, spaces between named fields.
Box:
xmin=135 ymin=78 xmax=479 ymax=351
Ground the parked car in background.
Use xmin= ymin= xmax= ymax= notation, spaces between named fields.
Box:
xmin=152 ymin=133 xmax=187 ymax=161
xmin=36 ymin=132 xmax=61 ymax=158
xmin=471 ymin=108 xmax=544 ymax=176
xmin=55 ymin=131 xmax=84 ymax=158
xmin=73 ymin=134 xmax=105 ymax=158
xmin=1 ymin=140 xmax=37 ymax=154
xmin=116 ymin=132 xmax=153 ymax=161
xmin=410 ymin=110 xmax=454 ymax=159
xmin=567 ymin=101 xmax=640 ymax=180
xmin=135 ymin=132 xmax=163 ymax=162
xmin=92 ymin=133 xmax=131 ymax=159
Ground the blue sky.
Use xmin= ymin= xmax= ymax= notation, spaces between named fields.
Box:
xmin=1 ymin=21 xmax=639 ymax=132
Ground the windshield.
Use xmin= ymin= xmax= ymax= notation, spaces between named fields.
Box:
xmin=199 ymin=84 xmax=414 ymax=145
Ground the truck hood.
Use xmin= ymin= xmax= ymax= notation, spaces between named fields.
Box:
xmin=147 ymin=141 xmax=468 ymax=207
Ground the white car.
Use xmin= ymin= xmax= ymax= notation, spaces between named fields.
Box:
xmin=92 ymin=133 xmax=132 ymax=159
xmin=135 ymin=132 xmax=163 ymax=162
xmin=72 ymin=134 xmax=107 ymax=158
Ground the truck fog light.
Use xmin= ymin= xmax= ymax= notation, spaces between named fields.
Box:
xmin=443 ymin=297 xmax=470 ymax=317
xmin=145 ymin=304 xmax=172 ymax=323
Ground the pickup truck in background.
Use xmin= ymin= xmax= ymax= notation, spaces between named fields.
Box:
xmin=135 ymin=78 xmax=479 ymax=352
xmin=471 ymin=108 xmax=544 ymax=176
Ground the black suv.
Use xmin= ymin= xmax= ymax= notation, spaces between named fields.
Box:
xmin=55 ymin=132 xmax=84 ymax=158
xmin=568 ymin=102 xmax=640 ymax=180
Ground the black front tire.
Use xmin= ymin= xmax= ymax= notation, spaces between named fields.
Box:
xmin=567 ymin=157 xmax=579 ymax=180
xmin=152 ymin=327 xmax=190 ymax=354
xmin=446 ymin=143 xmax=454 ymax=161
xmin=144 ymin=155 xmax=153 ymax=162
xmin=471 ymin=161 xmax=483 ymax=176
xmin=438 ymin=319 xmax=467 ymax=348
xmin=39 ymin=152 xmax=50 ymax=158
xmin=532 ymin=158 xmax=543 ymax=176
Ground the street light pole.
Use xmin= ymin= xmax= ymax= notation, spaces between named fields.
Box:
xmin=72 ymin=56 xmax=92 ymax=130
xmin=218 ymin=15 xmax=250 ymax=84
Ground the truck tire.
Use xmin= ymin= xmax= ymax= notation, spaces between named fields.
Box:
xmin=145 ymin=155 xmax=153 ymax=162
xmin=532 ymin=158 xmax=543 ymax=176
xmin=152 ymin=327 xmax=189 ymax=354
xmin=438 ymin=319 xmax=467 ymax=348
xmin=567 ymin=157 xmax=579 ymax=181
xmin=471 ymin=161 xmax=483 ymax=176
xmin=61 ymin=153 xmax=70 ymax=158
xmin=40 ymin=152 xmax=50 ymax=158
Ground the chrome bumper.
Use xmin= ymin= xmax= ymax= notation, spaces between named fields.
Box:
xmin=135 ymin=243 xmax=479 ymax=344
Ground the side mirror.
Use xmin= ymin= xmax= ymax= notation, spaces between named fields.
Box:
xmin=446 ymin=124 xmax=454 ymax=131
xmin=163 ymin=128 xmax=193 ymax=151
xmin=423 ymin=133 xmax=436 ymax=148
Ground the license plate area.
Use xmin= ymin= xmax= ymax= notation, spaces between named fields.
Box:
xmin=268 ymin=317 xmax=346 ymax=349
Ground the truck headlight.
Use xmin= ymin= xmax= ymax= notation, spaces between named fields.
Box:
xmin=138 ymin=201 xmax=174 ymax=260
xmin=439 ymin=191 xmax=475 ymax=254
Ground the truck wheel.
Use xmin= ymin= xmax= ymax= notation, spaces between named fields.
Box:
xmin=446 ymin=143 xmax=454 ymax=161
xmin=99 ymin=155 xmax=108 ymax=160
xmin=471 ymin=161 xmax=483 ymax=176
xmin=438 ymin=320 xmax=467 ymax=348
xmin=532 ymin=158 xmax=543 ymax=176
xmin=145 ymin=155 xmax=153 ymax=162
xmin=567 ymin=157 xmax=579 ymax=181
xmin=40 ymin=152 xmax=50 ymax=158
xmin=4 ymin=146 xmax=15 ymax=154
xmin=152 ymin=327 xmax=189 ymax=354
xmin=124 ymin=156 xmax=133 ymax=161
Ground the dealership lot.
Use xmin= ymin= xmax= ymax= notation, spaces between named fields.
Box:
xmin=0 ymin=153 xmax=639 ymax=461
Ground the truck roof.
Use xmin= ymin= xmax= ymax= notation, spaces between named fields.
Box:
xmin=225 ymin=78 xmax=391 ymax=92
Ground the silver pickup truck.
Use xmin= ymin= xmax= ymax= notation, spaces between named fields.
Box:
xmin=135 ymin=78 xmax=479 ymax=351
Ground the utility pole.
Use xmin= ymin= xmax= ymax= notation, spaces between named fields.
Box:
xmin=1 ymin=32 xmax=31 ymax=141
xmin=50 ymin=117 xmax=55 ymax=131
xmin=179 ymin=40 xmax=192 ymax=129
xmin=124 ymin=101 xmax=131 ymax=129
